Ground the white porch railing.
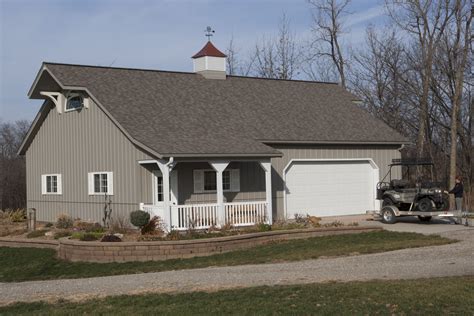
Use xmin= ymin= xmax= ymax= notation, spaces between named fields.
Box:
xmin=140 ymin=201 xmax=268 ymax=231
xmin=225 ymin=201 xmax=267 ymax=227
xmin=139 ymin=203 xmax=165 ymax=220
xmin=171 ymin=203 xmax=218 ymax=230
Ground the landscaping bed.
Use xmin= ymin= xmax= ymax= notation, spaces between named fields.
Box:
xmin=1 ymin=276 xmax=472 ymax=314
xmin=57 ymin=226 xmax=382 ymax=262
xmin=1 ymin=209 xmax=358 ymax=244
xmin=0 ymin=209 xmax=28 ymax=237
xmin=0 ymin=230 xmax=454 ymax=282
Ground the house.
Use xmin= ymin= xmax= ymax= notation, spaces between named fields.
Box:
xmin=18 ymin=40 xmax=406 ymax=230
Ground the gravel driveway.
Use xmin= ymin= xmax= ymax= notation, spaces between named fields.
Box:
xmin=0 ymin=227 xmax=472 ymax=305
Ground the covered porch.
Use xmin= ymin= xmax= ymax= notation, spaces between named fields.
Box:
xmin=138 ymin=159 xmax=273 ymax=231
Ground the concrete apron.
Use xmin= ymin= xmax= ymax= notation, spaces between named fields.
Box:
xmin=318 ymin=214 xmax=473 ymax=235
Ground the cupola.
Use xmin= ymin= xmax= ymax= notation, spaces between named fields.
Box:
xmin=192 ymin=40 xmax=227 ymax=80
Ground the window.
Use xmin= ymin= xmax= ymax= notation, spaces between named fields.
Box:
xmin=204 ymin=171 xmax=217 ymax=191
xmin=65 ymin=94 xmax=84 ymax=111
xmin=222 ymin=170 xmax=231 ymax=191
xmin=41 ymin=174 xmax=62 ymax=195
xmin=156 ymin=176 xmax=163 ymax=202
xmin=193 ymin=169 xmax=240 ymax=193
xmin=88 ymin=172 xmax=113 ymax=195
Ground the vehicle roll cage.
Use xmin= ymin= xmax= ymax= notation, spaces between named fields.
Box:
xmin=381 ymin=158 xmax=435 ymax=184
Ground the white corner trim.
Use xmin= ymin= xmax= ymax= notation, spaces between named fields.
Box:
xmin=282 ymin=158 xmax=380 ymax=219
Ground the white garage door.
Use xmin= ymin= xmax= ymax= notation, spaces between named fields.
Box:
xmin=285 ymin=160 xmax=378 ymax=218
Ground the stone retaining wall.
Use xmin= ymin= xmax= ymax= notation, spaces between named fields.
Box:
xmin=58 ymin=226 xmax=382 ymax=263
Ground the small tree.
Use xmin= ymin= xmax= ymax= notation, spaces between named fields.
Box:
xmin=102 ymin=193 xmax=112 ymax=228
xmin=130 ymin=210 xmax=150 ymax=233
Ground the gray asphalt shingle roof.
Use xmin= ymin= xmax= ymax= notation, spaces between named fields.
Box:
xmin=39 ymin=63 xmax=407 ymax=157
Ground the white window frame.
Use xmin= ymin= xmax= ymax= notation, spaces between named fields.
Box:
xmin=88 ymin=172 xmax=114 ymax=195
xmin=64 ymin=92 xmax=84 ymax=112
xmin=41 ymin=174 xmax=62 ymax=195
xmin=193 ymin=169 xmax=240 ymax=193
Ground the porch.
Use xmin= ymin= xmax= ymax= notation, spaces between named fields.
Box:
xmin=138 ymin=159 xmax=273 ymax=231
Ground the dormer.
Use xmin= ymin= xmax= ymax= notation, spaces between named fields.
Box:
xmin=192 ymin=41 xmax=227 ymax=80
xmin=40 ymin=90 xmax=90 ymax=114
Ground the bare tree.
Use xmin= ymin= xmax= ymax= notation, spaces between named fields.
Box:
xmin=350 ymin=27 xmax=418 ymax=136
xmin=307 ymin=0 xmax=351 ymax=87
xmin=226 ymin=35 xmax=239 ymax=76
xmin=252 ymin=14 xmax=301 ymax=79
xmin=385 ymin=0 xmax=455 ymax=158
xmin=0 ymin=120 xmax=29 ymax=210
xmin=429 ymin=0 xmax=472 ymax=207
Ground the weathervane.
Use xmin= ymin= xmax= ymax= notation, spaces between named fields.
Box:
xmin=204 ymin=26 xmax=215 ymax=41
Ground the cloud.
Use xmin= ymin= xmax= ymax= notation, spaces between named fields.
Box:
xmin=346 ymin=4 xmax=385 ymax=29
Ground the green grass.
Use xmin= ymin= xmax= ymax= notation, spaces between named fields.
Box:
xmin=0 ymin=231 xmax=454 ymax=282
xmin=1 ymin=277 xmax=472 ymax=315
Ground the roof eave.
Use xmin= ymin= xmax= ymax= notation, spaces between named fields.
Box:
xmin=260 ymin=140 xmax=411 ymax=146
xmin=161 ymin=152 xmax=283 ymax=158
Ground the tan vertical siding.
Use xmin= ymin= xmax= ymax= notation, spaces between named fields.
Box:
xmin=25 ymin=101 xmax=154 ymax=223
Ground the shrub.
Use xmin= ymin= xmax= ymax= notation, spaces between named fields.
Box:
xmin=165 ymin=230 xmax=182 ymax=241
xmin=9 ymin=209 xmax=26 ymax=222
xmin=256 ymin=223 xmax=272 ymax=232
xmin=322 ymin=220 xmax=345 ymax=228
xmin=26 ymin=229 xmax=48 ymax=238
xmin=74 ymin=220 xmax=103 ymax=232
xmin=79 ymin=232 xmax=101 ymax=241
xmin=141 ymin=216 xmax=165 ymax=235
xmin=53 ymin=230 xmax=72 ymax=239
xmin=71 ymin=231 xmax=104 ymax=241
xmin=56 ymin=213 xmax=73 ymax=229
xmin=101 ymin=234 xmax=122 ymax=242
xmin=109 ymin=214 xmax=130 ymax=234
xmin=44 ymin=222 xmax=54 ymax=228
xmin=130 ymin=210 xmax=150 ymax=229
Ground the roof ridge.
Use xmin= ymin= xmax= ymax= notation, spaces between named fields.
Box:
xmin=43 ymin=62 xmax=339 ymax=85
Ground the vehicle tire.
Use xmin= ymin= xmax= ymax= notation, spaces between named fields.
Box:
xmin=382 ymin=197 xmax=394 ymax=207
xmin=437 ymin=196 xmax=450 ymax=212
xmin=381 ymin=206 xmax=397 ymax=224
xmin=417 ymin=198 xmax=433 ymax=212
xmin=418 ymin=216 xmax=432 ymax=222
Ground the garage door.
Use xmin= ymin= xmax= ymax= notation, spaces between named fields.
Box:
xmin=285 ymin=160 xmax=378 ymax=218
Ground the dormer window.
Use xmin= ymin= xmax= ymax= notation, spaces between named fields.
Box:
xmin=65 ymin=93 xmax=84 ymax=112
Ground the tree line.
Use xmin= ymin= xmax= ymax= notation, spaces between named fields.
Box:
xmin=0 ymin=120 xmax=29 ymax=210
xmin=226 ymin=0 xmax=472 ymax=209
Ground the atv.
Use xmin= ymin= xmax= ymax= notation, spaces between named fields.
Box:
xmin=376 ymin=158 xmax=449 ymax=222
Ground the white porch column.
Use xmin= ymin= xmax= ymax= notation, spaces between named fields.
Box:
xmin=259 ymin=160 xmax=273 ymax=225
xmin=156 ymin=159 xmax=176 ymax=231
xmin=210 ymin=161 xmax=230 ymax=227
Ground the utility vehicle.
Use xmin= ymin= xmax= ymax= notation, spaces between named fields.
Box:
xmin=375 ymin=158 xmax=450 ymax=224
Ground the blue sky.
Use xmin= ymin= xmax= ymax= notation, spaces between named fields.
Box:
xmin=0 ymin=0 xmax=385 ymax=122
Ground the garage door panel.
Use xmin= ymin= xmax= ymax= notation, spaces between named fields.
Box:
xmin=286 ymin=161 xmax=376 ymax=218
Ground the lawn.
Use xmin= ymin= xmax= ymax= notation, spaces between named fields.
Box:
xmin=1 ymin=277 xmax=472 ymax=315
xmin=0 ymin=231 xmax=454 ymax=282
